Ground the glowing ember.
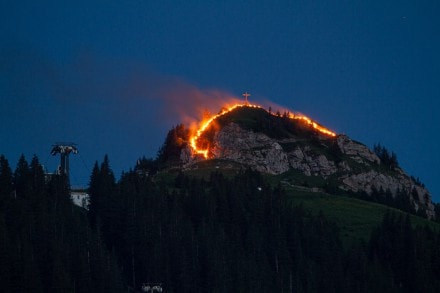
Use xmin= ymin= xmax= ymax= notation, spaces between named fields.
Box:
xmin=190 ymin=103 xmax=336 ymax=159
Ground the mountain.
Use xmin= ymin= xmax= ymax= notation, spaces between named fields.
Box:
xmin=2 ymin=119 xmax=440 ymax=292
xmin=172 ymin=106 xmax=435 ymax=219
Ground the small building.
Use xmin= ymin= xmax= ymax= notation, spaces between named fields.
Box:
xmin=71 ymin=190 xmax=89 ymax=209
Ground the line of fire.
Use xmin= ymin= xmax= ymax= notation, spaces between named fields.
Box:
xmin=190 ymin=92 xmax=337 ymax=159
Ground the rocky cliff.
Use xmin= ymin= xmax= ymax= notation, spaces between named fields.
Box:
xmin=181 ymin=120 xmax=435 ymax=219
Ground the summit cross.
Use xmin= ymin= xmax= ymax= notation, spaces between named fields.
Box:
xmin=242 ymin=92 xmax=251 ymax=105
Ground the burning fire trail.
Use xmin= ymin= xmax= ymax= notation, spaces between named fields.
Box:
xmin=190 ymin=102 xmax=336 ymax=159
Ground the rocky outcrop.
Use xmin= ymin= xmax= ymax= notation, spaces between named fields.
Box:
xmin=211 ymin=123 xmax=289 ymax=174
xmin=341 ymin=170 xmax=404 ymax=194
xmin=341 ymin=169 xmax=435 ymax=219
xmin=336 ymin=136 xmax=434 ymax=216
xmin=181 ymin=122 xmax=435 ymax=219
xmin=337 ymin=135 xmax=380 ymax=164
xmin=287 ymin=146 xmax=337 ymax=177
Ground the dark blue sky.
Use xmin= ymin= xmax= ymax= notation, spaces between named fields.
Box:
xmin=1 ymin=1 xmax=439 ymax=201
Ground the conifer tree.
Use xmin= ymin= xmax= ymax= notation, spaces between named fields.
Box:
xmin=0 ymin=155 xmax=13 ymax=199
xmin=88 ymin=161 xmax=101 ymax=228
xmin=14 ymin=154 xmax=31 ymax=199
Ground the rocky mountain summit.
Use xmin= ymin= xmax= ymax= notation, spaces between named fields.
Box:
xmin=178 ymin=107 xmax=435 ymax=218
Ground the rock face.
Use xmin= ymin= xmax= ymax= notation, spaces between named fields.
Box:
xmin=336 ymin=135 xmax=380 ymax=164
xmin=287 ymin=146 xmax=338 ymax=177
xmin=181 ymin=122 xmax=435 ymax=218
xmin=211 ymin=123 xmax=290 ymax=174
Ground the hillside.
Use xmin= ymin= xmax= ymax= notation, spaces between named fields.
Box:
xmin=168 ymin=158 xmax=440 ymax=245
xmin=164 ymin=105 xmax=436 ymax=219
xmin=150 ymin=167 xmax=440 ymax=292
xmin=2 ymin=149 xmax=440 ymax=292
xmin=3 ymin=105 xmax=438 ymax=292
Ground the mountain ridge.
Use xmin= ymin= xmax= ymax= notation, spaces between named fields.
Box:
xmin=165 ymin=106 xmax=435 ymax=218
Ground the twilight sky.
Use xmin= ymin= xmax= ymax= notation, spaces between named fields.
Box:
xmin=1 ymin=1 xmax=439 ymax=201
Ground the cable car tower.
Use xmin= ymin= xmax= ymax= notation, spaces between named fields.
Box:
xmin=51 ymin=142 xmax=78 ymax=187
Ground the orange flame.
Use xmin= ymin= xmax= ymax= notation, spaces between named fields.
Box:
xmin=189 ymin=103 xmax=336 ymax=159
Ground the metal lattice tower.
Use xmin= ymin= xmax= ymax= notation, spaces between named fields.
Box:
xmin=51 ymin=143 xmax=78 ymax=186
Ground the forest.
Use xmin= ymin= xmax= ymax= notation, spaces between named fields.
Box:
xmin=1 ymin=153 xmax=440 ymax=292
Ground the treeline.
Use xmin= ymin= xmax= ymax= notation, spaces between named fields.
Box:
xmin=88 ymin=157 xmax=440 ymax=292
xmin=0 ymin=155 xmax=123 ymax=292
xmin=373 ymin=143 xmax=399 ymax=170
xmin=355 ymin=187 xmax=429 ymax=218
xmin=2 ymin=153 xmax=440 ymax=292
xmin=367 ymin=211 xmax=440 ymax=292
xmin=89 ymin=164 xmax=347 ymax=292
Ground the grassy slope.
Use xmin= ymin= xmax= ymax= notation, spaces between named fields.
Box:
xmin=283 ymin=185 xmax=440 ymax=246
xmin=161 ymin=161 xmax=440 ymax=247
xmin=269 ymin=169 xmax=440 ymax=246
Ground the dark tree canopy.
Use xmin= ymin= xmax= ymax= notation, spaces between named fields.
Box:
xmin=2 ymin=153 xmax=440 ymax=292
xmin=374 ymin=143 xmax=399 ymax=170
xmin=156 ymin=124 xmax=189 ymax=168
xmin=0 ymin=154 xmax=123 ymax=292
xmin=86 ymin=159 xmax=440 ymax=292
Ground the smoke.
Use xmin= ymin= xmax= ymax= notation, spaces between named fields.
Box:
xmin=144 ymin=80 xmax=242 ymax=126
xmin=1 ymin=44 xmax=336 ymax=181
xmin=0 ymin=45 xmax=246 ymax=130
xmin=1 ymin=45 xmax=248 ymax=179
xmin=1 ymin=45 xmax=330 ymax=136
